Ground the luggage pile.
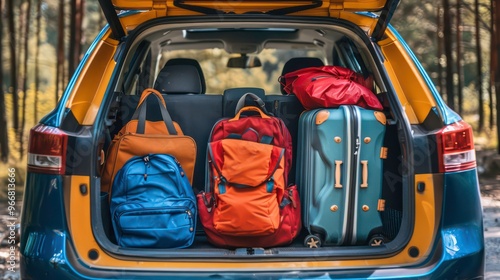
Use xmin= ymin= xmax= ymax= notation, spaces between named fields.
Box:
xmin=101 ymin=65 xmax=390 ymax=250
xmin=102 ymin=90 xmax=302 ymax=249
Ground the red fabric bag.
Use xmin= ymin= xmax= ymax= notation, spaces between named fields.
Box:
xmin=280 ymin=66 xmax=383 ymax=110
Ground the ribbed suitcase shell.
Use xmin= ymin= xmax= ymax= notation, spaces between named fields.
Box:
xmin=297 ymin=105 xmax=386 ymax=246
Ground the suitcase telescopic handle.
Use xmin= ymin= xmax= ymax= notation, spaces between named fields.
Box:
xmin=334 ymin=160 xmax=342 ymax=188
xmin=131 ymin=88 xmax=177 ymax=135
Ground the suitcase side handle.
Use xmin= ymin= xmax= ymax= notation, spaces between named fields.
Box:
xmin=334 ymin=160 xmax=342 ymax=188
xmin=360 ymin=160 xmax=368 ymax=188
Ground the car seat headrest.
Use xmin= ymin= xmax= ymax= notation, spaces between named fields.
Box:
xmin=154 ymin=58 xmax=206 ymax=94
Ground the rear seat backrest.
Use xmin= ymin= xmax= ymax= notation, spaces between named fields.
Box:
xmin=280 ymin=57 xmax=324 ymax=95
xmin=222 ymin=87 xmax=265 ymax=117
xmin=154 ymin=58 xmax=206 ymax=94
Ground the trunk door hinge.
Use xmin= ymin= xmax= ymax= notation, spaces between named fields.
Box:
xmin=153 ymin=0 xmax=167 ymax=16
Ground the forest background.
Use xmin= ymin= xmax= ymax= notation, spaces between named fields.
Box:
xmin=0 ymin=0 xmax=499 ymax=187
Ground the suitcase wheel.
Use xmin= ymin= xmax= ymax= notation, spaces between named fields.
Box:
xmin=304 ymin=235 xmax=322 ymax=248
xmin=368 ymin=235 xmax=385 ymax=246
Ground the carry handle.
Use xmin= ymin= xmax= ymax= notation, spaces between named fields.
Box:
xmin=360 ymin=160 xmax=368 ymax=188
xmin=234 ymin=92 xmax=271 ymax=116
xmin=137 ymin=88 xmax=166 ymax=108
xmin=131 ymin=88 xmax=177 ymax=135
xmin=334 ymin=160 xmax=342 ymax=188
xmin=230 ymin=106 xmax=270 ymax=122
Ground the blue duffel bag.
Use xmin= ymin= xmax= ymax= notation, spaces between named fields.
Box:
xmin=110 ymin=154 xmax=196 ymax=248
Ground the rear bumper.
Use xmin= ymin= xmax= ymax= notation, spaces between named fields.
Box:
xmin=20 ymin=226 xmax=484 ymax=279
xmin=21 ymin=169 xmax=484 ymax=279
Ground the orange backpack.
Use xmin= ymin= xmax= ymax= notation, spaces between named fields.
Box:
xmin=101 ymin=88 xmax=196 ymax=194
xmin=198 ymin=93 xmax=301 ymax=248
xmin=209 ymin=138 xmax=286 ymax=236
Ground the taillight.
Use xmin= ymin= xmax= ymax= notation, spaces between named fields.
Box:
xmin=28 ymin=124 xmax=68 ymax=174
xmin=437 ymin=121 xmax=476 ymax=173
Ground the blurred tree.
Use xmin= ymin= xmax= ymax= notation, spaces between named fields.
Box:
xmin=7 ymin=0 xmax=19 ymax=145
xmin=489 ymin=0 xmax=495 ymax=129
xmin=456 ymin=0 xmax=463 ymax=115
xmin=443 ymin=0 xmax=455 ymax=110
xmin=437 ymin=4 xmax=444 ymax=94
xmin=495 ymin=0 xmax=500 ymax=154
xmin=20 ymin=0 xmax=32 ymax=157
xmin=56 ymin=0 xmax=65 ymax=103
xmin=69 ymin=0 xmax=84 ymax=76
xmin=0 ymin=0 xmax=9 ymax=162
xmin=475 ymin=0 xmax=484 ymax=131
xmin=34 ymin=0 xmax=42 ymax=121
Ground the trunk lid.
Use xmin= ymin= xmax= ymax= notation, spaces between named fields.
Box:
xmin=99 ymin=0 xmax=399 ymax=41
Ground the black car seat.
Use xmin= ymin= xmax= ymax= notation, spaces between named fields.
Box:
xmin=154 ymin=58 xmax=206 ymax=94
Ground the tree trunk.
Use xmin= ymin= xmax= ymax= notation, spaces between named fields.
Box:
xmin=7 ymin=0 xmax=19 ymax=139
xmin=56 ymin=0 xmax=65 ymax=103
xmin=0 ymin=0 xmax=9 ymax=162
xmin=489 ymin=0 xmax=495 ymax=129
xmin=79 ymin=0 xmax=85 ymax=63
xmin=475 ymin=0 xmax=484 ymax=132
xmin=437 ymin=4 xmax=444 ymax=95
xmin=20 ymin=0 xmax=31 ymax=157
xmin=69 ymin=0 xmax=84 ymax=77
xmin=495 ymin=0 xmax=500 ymax=155
xmin=34 ymin=0 xmax=42 ymax=122
xmin=456 ymin=0 xmax=463 ymax=115
xmin=69 ymin=0 xmax=77 ymax=76
xmin=443 ymin=0 xmax=455 ymax=110
xmin=16 ymin=2 xmax=23 ymax=86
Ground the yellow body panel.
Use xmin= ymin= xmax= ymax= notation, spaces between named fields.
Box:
xmin=110 ymin=0 xmax=387 ymax=15
xmin=378 ymin=31 xmax=437 ymax=124
xmin=64 ymin=36 xmax=119 ymax=125
xmin=67 ymin=174 xmax=438 ymax=271
xmin=333 ymin=12 xmax=378 ymax=33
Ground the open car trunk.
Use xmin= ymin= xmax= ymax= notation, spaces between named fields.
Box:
xmin=92 ymin=16 xmax=413 ymax=260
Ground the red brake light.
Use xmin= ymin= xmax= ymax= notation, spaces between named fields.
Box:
xmin=28 ymin=124 xmax=68 ymax=174
xmin=437 ymin=121 xmax=476 ymax=172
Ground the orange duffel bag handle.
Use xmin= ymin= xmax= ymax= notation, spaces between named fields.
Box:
xmin=131 ymin=88 xmax=177 ymax=135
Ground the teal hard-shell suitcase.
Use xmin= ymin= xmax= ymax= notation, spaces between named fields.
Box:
xmin=297 ymin=105 xmax=387 ymax=248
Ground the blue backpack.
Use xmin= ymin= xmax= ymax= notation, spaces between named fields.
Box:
xmin=110 ymin=154 xmax=196 ymax=248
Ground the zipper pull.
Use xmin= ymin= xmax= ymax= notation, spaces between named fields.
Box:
xmin=186 ymin=210 xmax=194 ymax=232
xmin=143 ymin=156 xmax=150 ymax=180
xmin=172 ymin=157 xmax=185 ymax=176
xmin=354 ymin=137 xmax=360 ymax=155
xmin=219 ymin=176 xmax=227 ymax=184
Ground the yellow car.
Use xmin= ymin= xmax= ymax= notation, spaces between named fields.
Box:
xmin=21 ymin=0 xmax=484 ymax=278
